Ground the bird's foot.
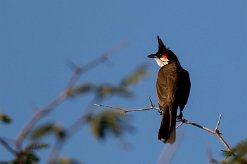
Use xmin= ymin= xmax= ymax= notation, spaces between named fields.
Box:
xmin=158 ymin=110 xmax=162 ymax=115
xmin=178 ymin=111 xmax=183 ymax=120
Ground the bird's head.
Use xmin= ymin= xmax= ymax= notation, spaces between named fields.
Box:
xmin=148 ymin=36 xmax=178 ymax=67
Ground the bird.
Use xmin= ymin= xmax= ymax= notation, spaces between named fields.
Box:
xmin=147 ymin=36 xmax=191 ymax=144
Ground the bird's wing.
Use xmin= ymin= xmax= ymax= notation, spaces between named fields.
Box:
xmin=156 ymin=63 xmax=180 ymax=109
xmin=178 ymin=69 xmax=191 ymax=111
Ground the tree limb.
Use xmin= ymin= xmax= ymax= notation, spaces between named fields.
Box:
xmin=15 ymin=43 xmax=127 ymax=150
xmin=179 ymin=115 xmax=232 ymax=153
xmin=95 ymin=103 xmax=233 ymax=154
xmin=0 ymin=137 xmax=16 ymax=156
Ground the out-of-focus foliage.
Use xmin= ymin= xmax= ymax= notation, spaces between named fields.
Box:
xmin=66 ymin=83 xmax=132 ymax=98
xmin=24 ymin=143 xmax=50 ymax=152
xmin=66 ymin=84 xmax=96 ymax=97
xmin=11 ymin=143 xmax=49 ymax=164
xmin=120 ymin=64 xmax=148 ymax=87
xmin=66 ymin=64 xmax=148 ymax=99
xmin=30 ymin=123 xmax=66 ymax=140
xmin=221 ymin=139 xmax=247 ymax=163
xmin=97 ymin=85 xmax=132 ymax=98
xmin=56 ymin=157 xmax=82 ymax=164
xmin=0 ymin=112 xmax=12 ymax=124
xmin=0 ymin=62 xmax=147 ymax=163
xmin=15 ymin=152 xmax=39 ymax=164
xmin=90 ymin=110 xmax=133 ymax=140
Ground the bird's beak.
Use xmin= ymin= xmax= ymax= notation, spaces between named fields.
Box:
xmin=147 ymin=54 xmax=157 ymax=58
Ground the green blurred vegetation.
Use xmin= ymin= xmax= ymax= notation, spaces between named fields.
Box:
xmin=0 ymin=63 xmax=148 ymax=163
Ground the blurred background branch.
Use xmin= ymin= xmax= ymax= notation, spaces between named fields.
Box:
xmin=0 ymin=45 xmax=148 ymax=163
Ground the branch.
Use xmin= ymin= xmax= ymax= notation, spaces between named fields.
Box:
xmin=15 ymin=43 xmax=126 ymax=150
xmin=65 ymin=42 xmax=127 ymax=90
xmin=15 ymin=94 xmax=66 ymax=150
xmin=94 ymin=104 xmax=159 ymax=113
xmin=95 ymin=103 xmax=233 ymax=154
xmin=179 ymin=115 xmax=232 ymax=153
xmin=47 ymin=97 xmax=102 ymax=163
xmin=0 ymin=137 xmax=16 ymax=156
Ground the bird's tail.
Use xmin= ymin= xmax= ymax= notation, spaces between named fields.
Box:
xmin=158 ymin=106 xmax=177 ymax=144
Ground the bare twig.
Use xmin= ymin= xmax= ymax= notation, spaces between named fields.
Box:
xmin=67 ymin=97 xmax=102 ymax=136
xmin=0 ymin=137 xmax=16 ymax=156
xmin=94 ymin=97 xmax=159 ymax=113
xmin=15 ymin=43 xmax=126 ymax=150
xmin=16 ymin=93 xmax=66 ymax=150
xmin=47 ymin=96 xmax=102 ymax=163
xmin=65 ymin=42 xmax=127 ymax=90
xmin=95 ymin=104 xmax=233 ymax=154
xmin=94 ymin=104 xmax=159 ymax=113
xmin=179 ymin=116 xmax=232 ymax=153
xmin=176 ymin=122 xmax=184 ymax=129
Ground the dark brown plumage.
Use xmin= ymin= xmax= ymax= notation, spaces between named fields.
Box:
xmin=148 ymin=36 xmax=191 ymax=143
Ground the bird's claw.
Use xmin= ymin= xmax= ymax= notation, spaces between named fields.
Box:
xmin=178 ymin=111 xmax=183 ymax=120
xmin=158 ymin=110 xmax=162 ymax=115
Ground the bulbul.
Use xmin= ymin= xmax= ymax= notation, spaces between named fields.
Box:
xmin=148 ymin=36 xmax=191 ymax=144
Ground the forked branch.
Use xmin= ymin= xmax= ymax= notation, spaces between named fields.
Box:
xmin=95 ymin=103 xmax=233 ymax=154
xmin=179 ymin=114 xmax=232 ymax=153
xmin=15 ymin=43 xmax=127 ymax=150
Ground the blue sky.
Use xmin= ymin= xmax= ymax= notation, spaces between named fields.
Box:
xmin=0 ymin=0 xmax=246 ymax=163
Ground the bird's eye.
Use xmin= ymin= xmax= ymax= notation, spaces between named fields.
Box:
xmin=161 ymin=54 xmax=167 ymax=58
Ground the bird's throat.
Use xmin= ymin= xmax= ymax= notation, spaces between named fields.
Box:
xmin=154 ymin=58 xmax=168 ymax=67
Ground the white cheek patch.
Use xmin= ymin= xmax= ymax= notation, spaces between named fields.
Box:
xmin=160 ymin=57 xmax=169 ymax=62
xmin=154 ymin=58 xmax=169 ymax=67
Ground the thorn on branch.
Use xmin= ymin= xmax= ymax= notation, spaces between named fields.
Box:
xmin=148 ymin=96 xmax=154 ymax=108
xmin=215 ymin=113 xmax=223 ymax=131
